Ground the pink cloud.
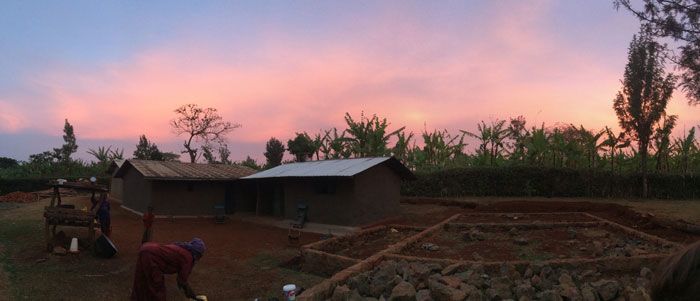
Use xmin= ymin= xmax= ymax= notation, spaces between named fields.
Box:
xmin=4 ymin=0 xmax=700 ymax=160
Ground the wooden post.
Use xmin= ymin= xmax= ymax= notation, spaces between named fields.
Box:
xmin=50 ymin=186 xmax=57 ymax=207
xmin=56 ymin=186 xmax=62 ymax=206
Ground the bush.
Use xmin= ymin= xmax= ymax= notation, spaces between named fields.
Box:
xmin=402 ymin=167 xmax=699 ymax=199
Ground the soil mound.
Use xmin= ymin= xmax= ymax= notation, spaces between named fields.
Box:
xmin=0 ymin=191 xmax=38 ymax=203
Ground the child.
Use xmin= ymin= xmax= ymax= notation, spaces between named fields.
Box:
xmin=141 ymin=206 xmax=155 ymax=244
xmin=96 ymin=193 xmax=111 ymax=237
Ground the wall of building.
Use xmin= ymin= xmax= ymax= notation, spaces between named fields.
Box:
xmin=121 ymin=170 xmax=151 ymax=214
xmin=282 ymin=177 xmax=357 ymax=225
xmin=149 ymin=181 xmax=227 ymax=216
xmin=110 ymin=178 xmax=123 ymax=201
xmin=353 ymin=164 xmax=401 ymax=225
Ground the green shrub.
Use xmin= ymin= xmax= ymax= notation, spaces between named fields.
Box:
xmin=402 ymin=167 xmax=699 ymax=199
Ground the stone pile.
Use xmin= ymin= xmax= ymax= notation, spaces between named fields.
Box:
xmin=329 ymin=260 xmax=653 ymax=301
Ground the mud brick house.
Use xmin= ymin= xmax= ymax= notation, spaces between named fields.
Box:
xmin=113 ymin=159 xmax=256 ymax=216
xmin=242 ymin=157 xmax=415 ymax=226
xmin=106 ymin=159 xmax=125 ymax=201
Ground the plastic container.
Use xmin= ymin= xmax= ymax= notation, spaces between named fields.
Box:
xmin=69 ymin=237 xmax=79 ymax=253
xmin=283 ymin=284 xmax=296 ymax=301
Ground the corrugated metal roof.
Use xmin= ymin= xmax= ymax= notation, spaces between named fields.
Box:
xmin=115 ymin=159 xmax=256 ymax=180
xmin=243 ymin=157 xmax=414 ymax=179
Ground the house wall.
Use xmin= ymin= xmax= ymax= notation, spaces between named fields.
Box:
xmin=353 ymin=164 xmax=401 ymax=225
xmin=150 ymin=181 xmax=227 ymax=216
xmin=109 ymin=178 xmax=123 ymax=201
xmin=121 ymin=170 xmax=151 ymax=214
xmin=282 ymin=177 xmax=357 ymax=225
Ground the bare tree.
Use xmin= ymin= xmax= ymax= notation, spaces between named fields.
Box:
xmin=170 ymin=104 xmax=240 ymax=163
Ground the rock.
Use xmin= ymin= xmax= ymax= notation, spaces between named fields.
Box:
xmin=540 ymin=265 xmax=553 ymax=279
xmin=635 ymin=277 xmax=650 ymax=289
xmin=580 ymin=284 xmax=596 ymax=301
xmin=389 ymin=281 xmax=417 ymax=301
xmin=472 ymin=252 xmax=484 ymax=261
xmin=466 ymin=289 xmax=485 ymax=301
xmin=538 ymin=290 xmax=563 ymax=301
xmin=558 ymin=285 xmax=581 ymax=301
xmin=514 ymin=237 xmax=529 ymax=245
xmin=558 ymin=274 xmax=574 ymax=287
xmin=523 ymin=268 xmax=534 ymax=279
xmin=458 ymin=283 xmax=478 ymax=296
xmin=52 ymin=246 xmax=67 ymax=256
xmin=500 ymin=263 xmax=518 ymax=278
xmin=416 ymin=289 xmax=433 ymax=301
xmin=462 ymin=229 xmax=485 ymax=242
xmin=639 ymin=267 xmax=653 ymax=279
xmin=429 ymin=279 xmax=466 ymax=301
xmin=592 ymin=241 xmax=604 ymax=257
xmin=332 ymin=285 xmax=352 ymax=301
xmin=627 ymin=288 xmax=651 ymax=301
xmin=421 ymin=243 xmax=440 ymax=251
xmin=371 ymin=275 xmax=402 ymax=297
xmin=348 ymin=272 xmax=371 ymax=296
xmin=516 ymin=283 xmax=535 ymax=299
xmin=530 ymin=275 xmax=541 ymax=288
xmin=442 ymin=263 xmax=463 ymax=275
xmin=567 ymin=227 xmax=577 ymax=239
xmin=580 ymin=269 xmax=596 ymax=279
xmin=490 ymin=277 xmax=514 ymax=299
xmin=590 ymin=280 xmax=620 ymax=301
xmin=426 ymin=263 xmax=443 ymax=273
xmin=348 ymin=289 xmax=364 ymax=301
xmin=509 ymin=227 xmax=519 ymax=237
xmin=439 ymin=276 xmax=463 ymax=288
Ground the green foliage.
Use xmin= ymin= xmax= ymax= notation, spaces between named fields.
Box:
xmin=239 ymin=156 xmax=261 ymax=170
xmin=615 ymin=0 xmax=700 ymax=105
xmin=0 ymin=157 xmax=19 ymax=169
xmin=264 ymin=137 xmax=285 ymax=168
xmin=287 ymin=132 xmax=316 ymax=162
xmin=52 ymin=119 xmax=78 ymax=163
xmin=613 ymin=30 xmax=676 ymax=196
xmin=403 ymin=167 xmax=700 ymax=199
xmin=343 ymin=112 xmax=405 ymax=157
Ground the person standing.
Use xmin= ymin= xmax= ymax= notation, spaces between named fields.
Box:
xmin=131 ymin=238 xmax=206 ymax=301
xmin=141 ymin=206 xmax=155 ymax=244
xmin=96 ymin=193 xmax=111 ymax=237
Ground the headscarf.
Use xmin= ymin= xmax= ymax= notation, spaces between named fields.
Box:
xmin=175 ymin=237 xmax=206 ymax=260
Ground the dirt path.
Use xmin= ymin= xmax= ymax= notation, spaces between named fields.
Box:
xmin=0 ymin=196 xmax=324 ymax=300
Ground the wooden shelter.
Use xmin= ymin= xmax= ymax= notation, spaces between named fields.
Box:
xmin=43 ymin=181 xmax=109 ymax=251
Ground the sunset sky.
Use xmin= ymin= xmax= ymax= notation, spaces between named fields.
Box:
xmin=1 ymin=1 xmax=699 ymax=162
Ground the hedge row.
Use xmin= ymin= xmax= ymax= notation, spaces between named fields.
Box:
xmin=0 ymin=177 xmax=111 ymax=195
xmin=401 ymin=166 xmax=700 ymax=199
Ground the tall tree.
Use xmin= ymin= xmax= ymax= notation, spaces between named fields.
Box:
xmin=53 ymin=119 xmax=78 ymax=163
xmin=287 ymin=132 xmax=316 ymax=162
xmin=264 ymin=137 xmax=285 ymax=168
xmin=170 ymin=104 xmax=241 ymax=163
xmin=218 ymin=144 xmax=232 ymax=165
xmin=132 ymin=135 xmax=178 ymax=161
xmin=343 ymin=112 xmax=405 ymax=157
xmin=615 ymin=0 xmax=700 ymax=105
xmin=239 ymin=156 xmax=261 ymax=170
xmin=613 ymin=31 xmax=676 ymax=197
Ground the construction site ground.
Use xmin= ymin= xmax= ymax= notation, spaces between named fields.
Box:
xmin=0 ymin=194 xmax=698 ymax=300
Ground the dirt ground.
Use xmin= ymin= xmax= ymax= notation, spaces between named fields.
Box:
xmin=401 ymin=224 xmax=670 ymax=261
xmin=0 ymin=196 xmax=323 ymax=300
xmin=1 ymin=195 xmax=699 ymax=300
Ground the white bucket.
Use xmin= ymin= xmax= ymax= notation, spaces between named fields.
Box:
xmin=69 ymin=237 xmax=79 ymax=253
xmin=283 ymin=284 xmax=296 ymax=301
